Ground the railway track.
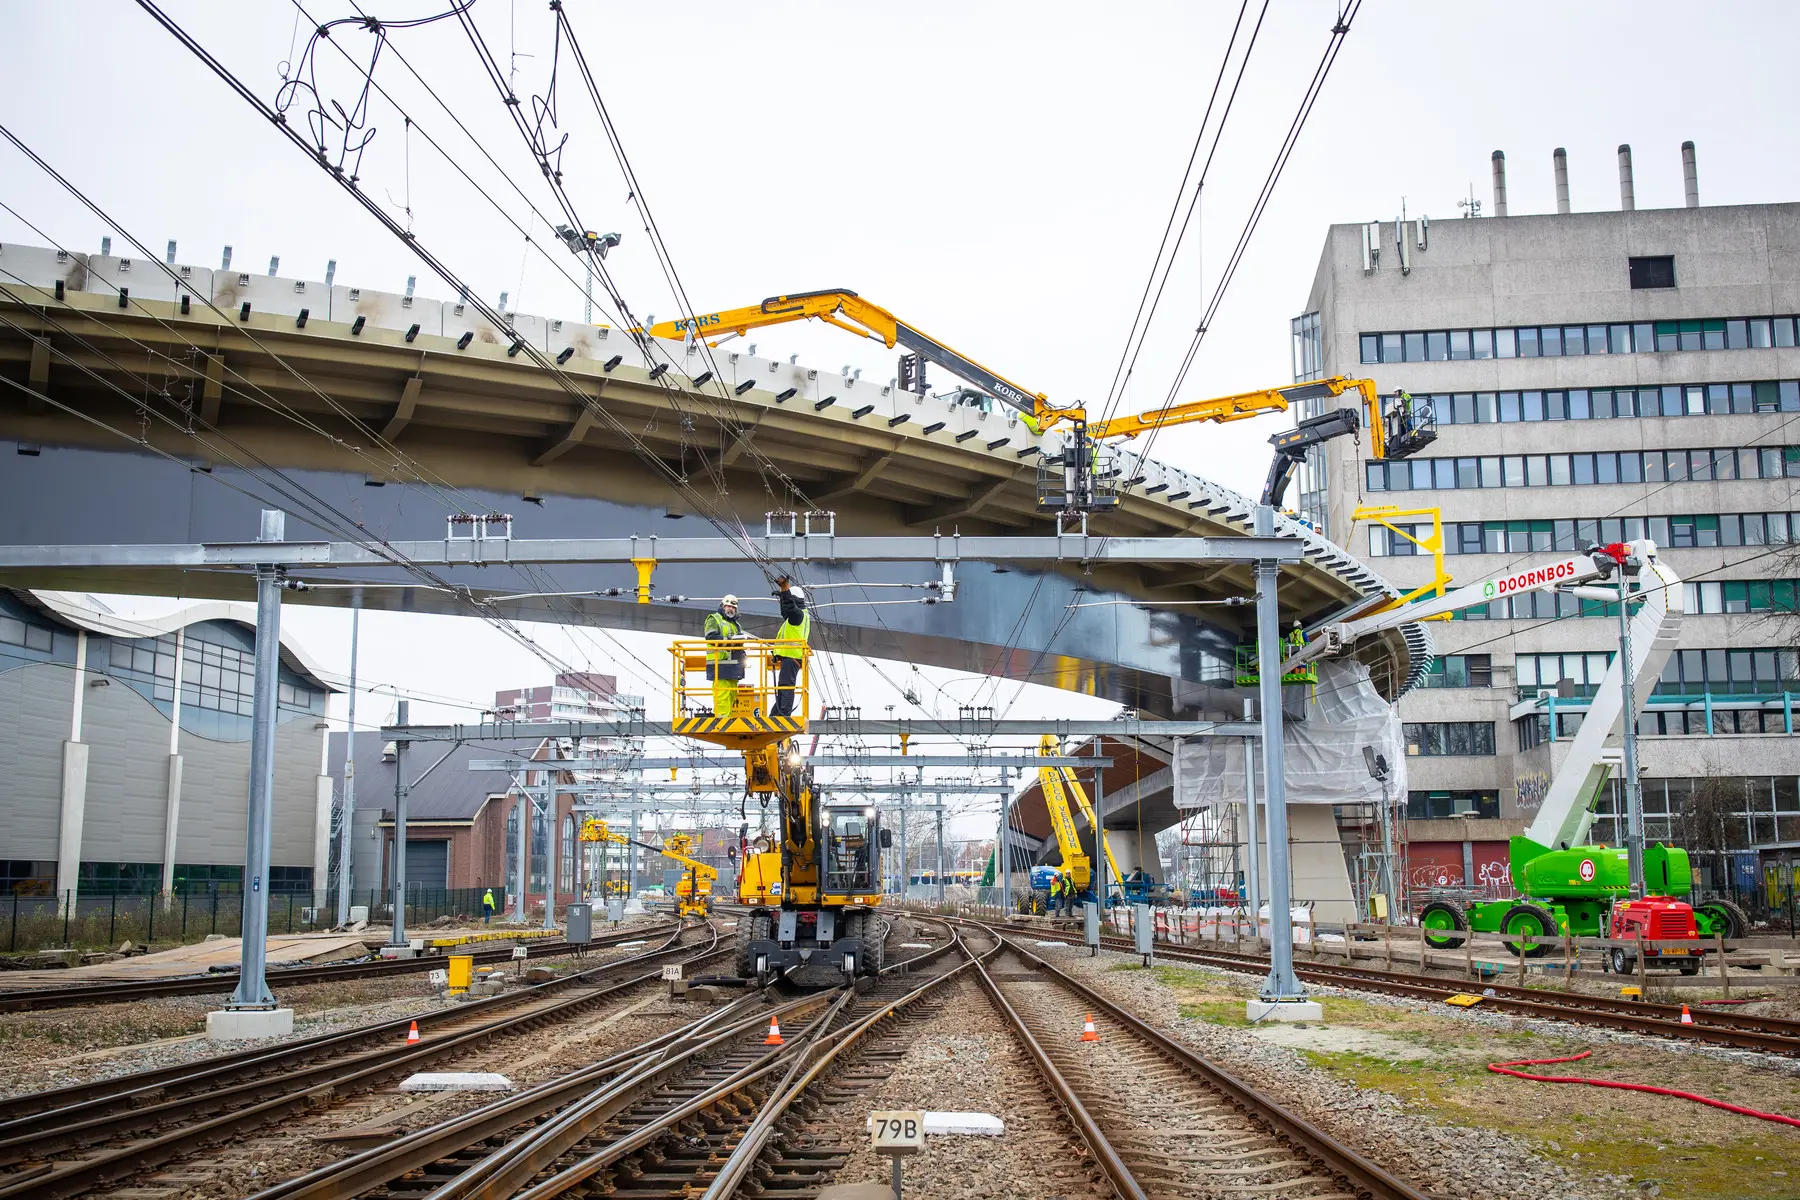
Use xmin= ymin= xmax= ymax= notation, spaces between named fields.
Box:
xmin=0 ymin=921 xmax=722 ymax=1200
xmin=0 ymin=924 xmax=675 ymax=1013
xmin=989 ymin=920 xmax=1800 ymax=1057
xmin=245 ymin=915 xmax=978 ymax=1200
xmin=971 ymin=926 xmax=1429 ymax=1200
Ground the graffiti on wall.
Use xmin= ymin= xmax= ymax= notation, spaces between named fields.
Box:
xmin=1516 ymin=772 xmax=1551 ymax=815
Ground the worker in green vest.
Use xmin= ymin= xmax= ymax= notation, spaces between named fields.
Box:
xmin=770 ymin=577 xmax=810 ymax=718
xmin=704 ymin=593 xmax=745 ymax=715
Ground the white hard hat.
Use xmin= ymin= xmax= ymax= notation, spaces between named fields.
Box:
xmin=789 ymin=585 xmax=805 ymax=602
xmin=721 ymin=594 xmax=739 ymax=607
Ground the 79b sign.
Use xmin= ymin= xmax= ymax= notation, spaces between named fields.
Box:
xmin=870 ymin=1110 xmax=925 ymax=1156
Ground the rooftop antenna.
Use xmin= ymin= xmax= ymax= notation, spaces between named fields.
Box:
xmin=1456 ymin=182 xmax=1482 ymax=219
xmin=166 ymin=240 xmax=177 ymax=265
xmin=100 ymin=236 xmax=112 ymax=257
xmin=268 ymin=255 xmax=280 ymax=277
xmin=221 ymin=245 xmax=233 ymax=271
xmin=325 ymin=259 xmax=337 ymax=289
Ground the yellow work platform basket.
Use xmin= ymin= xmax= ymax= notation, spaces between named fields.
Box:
xmin=669 ymin=638 xmax=810 ymax=752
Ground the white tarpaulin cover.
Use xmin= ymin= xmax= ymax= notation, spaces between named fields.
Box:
xmin=1174 ymin=660 xmax=1406 ymax=807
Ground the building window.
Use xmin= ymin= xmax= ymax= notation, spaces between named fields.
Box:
xmin=1363 ymin=444 xmax=1800 ymax=492
xmin=1403 ymin=721 xmax=1496 ymax=756
xmin=1291 ymin=311 xmax=1324 ymax=382
xmin=1629 ymin=255 xmax=1677 ymax=290
xmin=166 ymin=633 xmax=323 ymax=717
xmin=1357 ymin=316 xmax=1800 ymax=363
xmin=560 ymin=814 xmax=575 ymax=894
xmin=1418 ymin=654 xmax=1492 ymax=688
xmin=1406 ymin=790 xmax=1500 ymax=820
xmin=0 ymin=615 xmax=54 ymax=653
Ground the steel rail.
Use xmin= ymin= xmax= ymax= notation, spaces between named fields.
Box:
xmin=245 ymin=916 xmax=967 ymax=1200
xmin=243 ymin=994 xmax=794 ymax=1200
xmin=0 ymin=922 xmax=674 ymax=1013
xmin=966 ymin=929 xmax=1148 ymax=1200
xmin=987 ymin=926 xmax=1432 ymax=1200
xmin=993 ymin=922 xmax=1800 ymax=1057
xmin=0 ymin=923 xmax=689 ymax=1127
xmin=0 ymin=926 xmax=725 ymax=1200
xmin=694 ymin=920 xmax=982 ymax=1200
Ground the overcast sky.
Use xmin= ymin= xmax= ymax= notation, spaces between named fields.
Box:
xmin=6 ymin=2 xmax=1798 ymax=834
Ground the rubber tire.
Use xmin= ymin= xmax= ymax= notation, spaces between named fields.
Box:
xmin=1609 ymin=946 xmax=1632 ymax=975
xmin=1678 ymin=960 xmax=1701 ymax=976
xmin=1418 ymin=900 xmax=1469 ymax=949
xmin=734 ymin=908 xmax=774 ymax=979
xmin=1500 ymin=902 xmax=1558 ymax=958
xmin=1696 ymin=898 xmax=1752 ymax=941
xmin=862 ymin=911 xmax=888 ymax=975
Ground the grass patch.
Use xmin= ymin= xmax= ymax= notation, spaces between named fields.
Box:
xmin=1299 ymin=1047 xmax=1800 ymax=1199
xmin=1178 ymin=999 xmax=1255 ymax=1026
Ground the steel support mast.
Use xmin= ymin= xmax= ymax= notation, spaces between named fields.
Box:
xmin=1254 ymin=506 xmax=1304 ymax=1001
xmin=227 ymin=510 xmax=285 ymax=1012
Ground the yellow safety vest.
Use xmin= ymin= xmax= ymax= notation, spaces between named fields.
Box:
xmin=704 ymin=611 xmax=744 ymax=662
xmin=773 ymin=610 xmax=811 ymax=659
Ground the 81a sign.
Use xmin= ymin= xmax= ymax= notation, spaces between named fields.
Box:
xmin=870 ymin=1110 xmax=925 ymax=1156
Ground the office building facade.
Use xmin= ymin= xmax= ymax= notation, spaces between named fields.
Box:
xmin=1290 ymin=154 xmax=1799 ymax=904
xmin=0 ymin=589 xmax=339 ymax=904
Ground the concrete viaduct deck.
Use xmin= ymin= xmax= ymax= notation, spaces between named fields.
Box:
xmin=0 ymin=243 xmax=1429 ymax=731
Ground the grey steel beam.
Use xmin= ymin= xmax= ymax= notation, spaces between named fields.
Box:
xmin=388 ymin=718 xmax=1258 ymax=741
xmin=467 ymin=754 xmax=1113 ymax=771
xmin=574 ymin=782 xmax=1008 ymax=796
xmin=0 ymin=533 xmax=1300 ymax=570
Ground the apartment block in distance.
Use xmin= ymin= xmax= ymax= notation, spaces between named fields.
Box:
xmin=1288 ymin=142 xmax=1800 ymax=911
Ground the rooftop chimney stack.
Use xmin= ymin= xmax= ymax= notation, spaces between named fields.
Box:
xmin=1491 ymin=150 xmax=1508 ymax=217
xmin=1553 ymin=148 xmax=1570 ymax=214
xmin=1682 ymin=140 xmax=1700 ymax=208
xmin=1617 ymin=144 xmax=1636 ymax=211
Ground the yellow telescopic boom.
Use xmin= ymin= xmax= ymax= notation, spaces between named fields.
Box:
xmin=1035 ymin=735 xmax=1124 ymax=897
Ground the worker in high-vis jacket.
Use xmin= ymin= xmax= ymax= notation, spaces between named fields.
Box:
xmin=770 ymin=576 xmax=810 ymax=718
xmin=704 ymin=593 xmax=745 ymax=715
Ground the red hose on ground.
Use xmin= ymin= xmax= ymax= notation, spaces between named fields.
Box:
xmin=1487 ymin=1051 xmax=1800 ymax=1128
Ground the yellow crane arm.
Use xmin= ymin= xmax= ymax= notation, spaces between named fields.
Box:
xmin=1085 ymin=376 xmax=1388 ymax=457
xmin=1036 ymin=735 xmax=1124 ymax=894
xmin=651 ymin=833 xmax=719 ymax=883
xmin=581 ymin=819 xmax=719 ymax=883
xmin=642 ymin=290 xmax=1058 ymax=426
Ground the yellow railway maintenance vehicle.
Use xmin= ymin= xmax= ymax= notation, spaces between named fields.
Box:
xmin=668 ymin=635 xmax=890 ymax=986
xmin=579 ymin=820 xmax=719 ymax=919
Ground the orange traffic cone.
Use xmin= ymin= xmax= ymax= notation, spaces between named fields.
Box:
xmin=1080 ymin=1013 xmax=1099 ymax=1042
xmin=1680 ymin=1005 xmax=1694 ymax=1025
xmin=406 ymin=1020 xmax=421 ymax=1045
xmin=763 ymin=1017 xmax=785 ymax=1046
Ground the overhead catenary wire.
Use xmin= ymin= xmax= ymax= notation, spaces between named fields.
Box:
xmin=132 ymin=1 xmax=824 ymax=701
xmin=0 ymin=181 xmax=665 ymax=695
xmin=1094 ymin=0 xmax=1268 ymax=431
